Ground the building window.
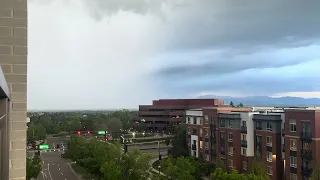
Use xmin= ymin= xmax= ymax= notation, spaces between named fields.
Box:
xmin=243 ymin=161 xmax=247 ymax=170
xmin=256 ymin=121 xmax=262 ymax=129
xmin=188 ymin=138 xmax=190 ymax=144
xmin=267 ymin=166 xmax=273 ymax=175
xmin=228 ymin=133 xmax=233 ymax=142
xmin=241 ymin=134 xmax=247 ymax=141
xmin=205 ymin=141 xmax=209 ymax=148
xmin=241 ymin=147 xmax=247 ymax=156
xmin=229 ymin=146 xmax=233 ymax=155
xmin=267 ymin=152 xmax=273 ymax=162
xmin=266 ymin=122 xmax=272 ymax=131
xmin=229 ymin=120 xmax=234 ymax=128
xmin=211 ymin=117 xmax=215 ymax=125
xmin=228 ymin=159 xmax=233 ymax=168
xmin=187 ymin=127 xmax=190 ymax=134
xmin=200 ymin=118 xmax=203 ymax=125
xmin=205 ymin=154 xmax=209 ymax=161
xmin=204 ymin=115 xmax=209 ymax=121
xmin=192 ymin=128 xmax=197 ymax=135
xmin=193 ymin=117 xmax=197 ymax=124
xmin=266 ymin=136 xmax=272 ymax=147
xmin=199 ymin=128 xmax=203 ymax=137
xmin=290 ymin=119 xmax=296 ymax=132
xmin=290 ymin=156 xmax=297 ymax=168
xmin=219 ymin=119 xmax=226 ymax=128
xmin=187 ymin=117 xmax=191 ymax=124
xmin=290 ymin=139 xmax=297 ymax=151
xmin=290 ymin=173 xmax=297 ymax=180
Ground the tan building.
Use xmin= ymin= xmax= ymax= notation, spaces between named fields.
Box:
xmin=0 ymin=0 xmax=28 ymax=179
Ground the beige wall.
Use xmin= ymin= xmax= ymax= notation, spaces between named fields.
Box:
xmin=0 ymin=0 xmax=28 ymax=179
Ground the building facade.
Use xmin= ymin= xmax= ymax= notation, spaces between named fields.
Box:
xmin=187 ymin=107 xmax=320 ymax=180
xmin=0 ymin=0 xmax=28 ymax=179
xmin=135 ymin=99 xmax=225 ymax=133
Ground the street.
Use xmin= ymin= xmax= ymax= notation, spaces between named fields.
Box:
xmin=37 ymin=151 xmax=79 ymax=180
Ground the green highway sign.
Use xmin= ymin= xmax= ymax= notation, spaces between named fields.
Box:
xmin=39 ymin=144 xmax=49 ymax=150
xmin=98 ymin=131 xmax=107 ymax=135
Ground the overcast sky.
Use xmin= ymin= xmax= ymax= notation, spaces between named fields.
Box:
xmin=28 ymin=0 xmax=320 ymax=110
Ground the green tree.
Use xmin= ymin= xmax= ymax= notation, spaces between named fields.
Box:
xmin=249 ymin=152 xmax=269 ymax=180
xmin=26 ymin=156 xmax=42 ymax=180
xmin=106 ymin=117 xmax=123 ymax=136
xmin=171 ymin=124 xmax=189 ymax=158
xmin=100 ymin=161 xmax=121 ymax=180
xmin=230 ymin=101 xmax=234 ymax=107
xmin=309 ymin=162 xmax=320 ymax=180
xmin=27 ymin=124 xmax=46 ymax=142
xmin=211 ymin=168 xmax=259 ymax=180
xmin=165 ymin=137 xmax=171 ymax=147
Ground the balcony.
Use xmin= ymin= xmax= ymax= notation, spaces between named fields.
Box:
xmin=192 ymin=144 xmax=197 ymax=150
xmin=241 ymin=140 xmax=247 ymax=147
xmin=300 ymin=132 xmax=312 ymax=141
xmin=301 ymin=165 xmax=312 ymax=176
xmin=240 ymin=126 xmax=247 ymax=133
xmin=301 ymin=149 xmax=312 ymax=159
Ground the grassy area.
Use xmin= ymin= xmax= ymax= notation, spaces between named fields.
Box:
xmin=71 ymin=163 xmax=101 ymax=180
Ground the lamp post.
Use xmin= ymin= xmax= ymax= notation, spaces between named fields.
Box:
xmin=158 ymin=165 xmax=161 ymax=176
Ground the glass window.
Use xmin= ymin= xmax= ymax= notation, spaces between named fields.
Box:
xmin=229 ymin=146 xmax=233 ymax=155
xmin=241 ymin=147 xmax=247 ymax=156
xmin=256 ymin=121 xmax=262 ymax=129
xmin=267 ymin=166 xmax=273 ymax=175
xmin=241 ymin=134 xmax=247 ymax=141
xmin=220 ymin=119 xmax=226 ymax=127
xmin=290 ymin=119 xmax=296 ymax=132
xmin=193 ymin=117 xmax=197 ymax=124
xmin=266 ymin=122 xmax=272 ymax=131
xmin=187 ymin=127 xmax=190 ymax=134
xmin=290 ymin=139 xmax=297 ymax=151
xmin=228 ymin=133 xmax=233 ymax=142
xmin=228 ymin=159 xmax=233 ymax=168
xmin=243 ymin=161 xmax=247 ymax=170
xmin=204 ymin=115 xmax=209 ymax=121
xmin=267 ymin=152 xmax=272 ymax=162
xmin=205 ymin=154 xmax=209 ymax=161
xmin=290 ymin=156 xmax=297 ymax=168
xmin=229 ymin=120 xmax=233 ymax=128
xmin=290 ymin=173 xmax=297 ymax=180
xmin=266 ymin=136 xmax=272 ymax=146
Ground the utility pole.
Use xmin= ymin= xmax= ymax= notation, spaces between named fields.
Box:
xmin=158 ymin=140 xmax=161 ymax=160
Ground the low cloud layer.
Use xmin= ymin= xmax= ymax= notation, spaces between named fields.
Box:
xmin=28 ymin=0 xmax=320 ymax=110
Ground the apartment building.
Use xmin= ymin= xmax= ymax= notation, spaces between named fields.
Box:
xmin=186 ymin=107 xmax=252 ymax=165
xmin=135 ymin=99 xmax=225 ymax=132
xmin=187 ymin=106 xmax=320 ymax=180
xmin=284 ymin=108 xmax=320 ymax=180
xmin=0 ymin=0 xmax=28 ymax=179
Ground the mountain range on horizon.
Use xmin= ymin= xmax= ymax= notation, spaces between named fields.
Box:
xmin=198 ymin=95 xmax=320 ymax=106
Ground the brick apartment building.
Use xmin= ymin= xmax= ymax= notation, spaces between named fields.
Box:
xmin=134 ymin=99 xmax=225 ymax=132
xmin=186 ymin=107 xmax=320 ymax=180
xmin=0 ymin=0 xmax=28 ymax=179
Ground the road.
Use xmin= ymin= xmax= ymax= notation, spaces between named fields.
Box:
xmin=37 ymin=151 xmax=79 ymax=180
xmin=46 ymin=136 xmax=69 ymax=149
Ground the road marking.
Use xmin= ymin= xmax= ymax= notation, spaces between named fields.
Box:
xmin=59 ymin=167 xmax=61 ymax=170
xmin=47 ymin=163 xmax=53 ymax=180
xmin=53 ymin=143 xmax=55 ymax=150
xmin=61 ymin=173 xmax=64 ymax=175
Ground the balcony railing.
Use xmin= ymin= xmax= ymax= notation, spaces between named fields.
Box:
xmin=300 ymin=132 xmax=312 ymax=140
xmin=301 ymin=149 xmax=312 ymax=159
xmin=241 ymin=140 xmax=247 ymax=147
xmin=192 ymin=144 xmax=197 ymax=150
xmin=240 ymin=126 xmax=247 ymax=133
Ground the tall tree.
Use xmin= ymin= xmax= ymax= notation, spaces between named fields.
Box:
xmin=309 ymin=162 xmax=320 ymax=180
xmin=249 ymin=152 xmax=269 ymax=180
xmin=171 ymin=124 xmax=189 ymax=158
xmin=26 ymin=156 xmax=42 ymax=180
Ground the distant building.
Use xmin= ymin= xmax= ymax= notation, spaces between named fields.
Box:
xmin=134 ymin=99 xmax=226 ymax=132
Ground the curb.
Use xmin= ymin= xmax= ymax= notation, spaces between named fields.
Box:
xmin=67 ymin=162 xmax=82 ymax=180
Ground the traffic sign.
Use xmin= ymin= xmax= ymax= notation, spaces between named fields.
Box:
xmin=98 ymin=131 xmax=107 ymax=135
xmin=39 ymin=144 xmax=49 ymax=150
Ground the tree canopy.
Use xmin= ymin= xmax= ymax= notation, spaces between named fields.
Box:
xmin=26 ymin=155 xmax=42 ymax=180
xmin=65 ymin=135 xmax=152 ymax=180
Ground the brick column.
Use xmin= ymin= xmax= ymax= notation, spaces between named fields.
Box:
xmin=0 ymin=0 xmax=28 ymax=179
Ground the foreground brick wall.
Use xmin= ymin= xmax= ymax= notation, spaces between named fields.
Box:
xmin=0 ymin=0 xmax=28 ymax=179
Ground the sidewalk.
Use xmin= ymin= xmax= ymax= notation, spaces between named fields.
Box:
xmin=148 ymin=156 xmax=167 ymax=176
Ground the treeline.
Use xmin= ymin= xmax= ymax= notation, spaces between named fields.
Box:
xmin=27 ymin=109 xmax=137 ymax=142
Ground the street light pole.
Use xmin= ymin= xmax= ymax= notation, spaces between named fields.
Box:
xmin=158 ymin=140 xmax=161 ymax=160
